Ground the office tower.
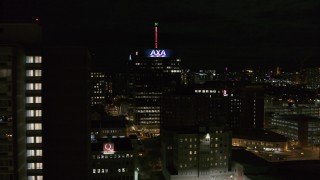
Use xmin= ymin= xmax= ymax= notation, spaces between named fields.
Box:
xmin=0 ymin=23 xmax=42 ymax=180
xmin=128 ymin=49 xmax=181 ymax=134
xmin=175 ymin=82 xmax=264 ymax=130
xmin=240 ymin=85 xmax=264 ymax=129
xmin=42 ymin=47 xmax=91 ymax=179
xmin=90 ymin=72 xmax=106 ymax=106
xmin=161 ymin=92 xmax=210 ymax=128
xmin=192 ymin=82 xmax=242 ymax=129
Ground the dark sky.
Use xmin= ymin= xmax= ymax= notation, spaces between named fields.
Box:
xmin=2 ymin=0 xmax=320 ymax=72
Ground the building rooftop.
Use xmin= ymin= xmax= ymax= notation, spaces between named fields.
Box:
xmin=162 ymin=125 xmax=228 ymax=134
xmin=233 ymin=129 xmax=287 ymax=142
xmin=272 ymin=114 xmax=320 ymax=122
xmin=91 ymin=137 xmax=133 ymax=152
xmin=91 ymin=116 xmax=127 ymax=129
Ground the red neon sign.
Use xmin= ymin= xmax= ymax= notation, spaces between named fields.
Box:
xmin=103 ymin=143 xmax=114 ymax=154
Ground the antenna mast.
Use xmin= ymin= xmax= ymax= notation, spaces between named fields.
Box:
xmin=154 ymin=22 xmax=158 ymax=48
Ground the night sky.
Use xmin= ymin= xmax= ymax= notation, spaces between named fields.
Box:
xmin=2 ymin=0 xmax=320 ymax=72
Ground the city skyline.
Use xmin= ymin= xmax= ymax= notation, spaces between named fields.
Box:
xmin=2 ymin=0 xmax=320 ymax=71
xmin=2 ymin=1 xmax=320 ymax=180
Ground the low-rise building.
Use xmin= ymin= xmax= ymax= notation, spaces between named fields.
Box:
xmin=270 ymin=114 xmax=320 ymax=147
xmin=232 ymin=129 xmax=288 ymax=151
xmin=162 ymin=126 xmax=246 ymax=180
xmin=91 ymin=137 xmax=137 ymax=180
xmin=91 ymin=116 xmax=128 ymax=138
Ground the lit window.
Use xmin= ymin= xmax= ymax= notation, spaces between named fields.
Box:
xmin=35 ymin=110 xmax=42 ymax=117
xmin=27 ymin=123 xmax=35 ymax=130
xmin=34 ymin=56 xmax=42 ymax=63
xmin=26 ymin=83 xmax=34 ymax=90
xmin=26 ymin=56 xmax=34 ymax=63
xmin=35 ymin=96 xmax=42 ymax=103
xmin=35 ymin=123 xmax=42 ymax=130
xmin=36 ymin=150 xmax=42 ymax=156
xmin=27 ymin=137 xmax=34 ymax=143
xmin=34 ymin=70 xmax=42 ymax=77
xmin=35 ymin=136 xmax=42 ymax=143
xmin=26 ymin=110 xmax=34 ymax=117
xmin=27 ymin=150 xmax=35 ymax=157
xmin=27 ymin=163 xmax=35 ymax=169
xmin=26 ymin=70 xmax=34 ymax=77
xmin=36 ymin=163 xmax=43 ymax=169
xmin=27 ymin=176 xmax=36 ymax=180
xmin=35 ymin=83 xmax=42 ymax=90
xmin=26 ymin=97 xmax=34 ymax=103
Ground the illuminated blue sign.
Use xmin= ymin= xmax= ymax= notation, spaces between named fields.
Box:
xmin=145 ymin=49 xmax=171 ymax=57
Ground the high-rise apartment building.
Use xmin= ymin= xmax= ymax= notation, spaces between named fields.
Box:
xmin=0 ymin=23 xmax=42 ymax=180
xmin=25 ymin=55 xmax=43 ymax=180
xmin=128 ymin=49 xmax=181 ymax=134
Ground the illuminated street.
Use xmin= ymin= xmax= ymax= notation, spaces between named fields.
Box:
xmin=250 ymin=146 xmax=320 ymax=162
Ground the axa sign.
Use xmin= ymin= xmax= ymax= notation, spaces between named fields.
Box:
xmin=149 ymin=49 xmax=167 ymax=57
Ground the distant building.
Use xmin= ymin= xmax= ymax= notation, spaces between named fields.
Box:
xmin=232 ymin=129 xmax=288 ymax=151
xmin=240 ymin=85 xmax=264 ymax=129
xmin=304 ymin=67 xmax=320 ymax=89
xmin=91 ymin=137 xmax=137 ymax=180
xmin=192 ymin=82 xmax=242 ymax=129
xmin=161 ymin=92 xmax=210 ymax=128
xmin=191 ymin=82 xmax=264 ymax=129
xmin=127 ymin=49 xmax=181 ymax=134
xmin=270 ymin=114 xmax=320 ymax=147
xmin=112 ymin=73 xmax=128 ymax=96
xmin=91 ymin=116 xmax=129 ymax=138
xmin=90 ymin=72 xmax=106 ymax=106
xmin=264 ymin=102 xmax=320 ymax=128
